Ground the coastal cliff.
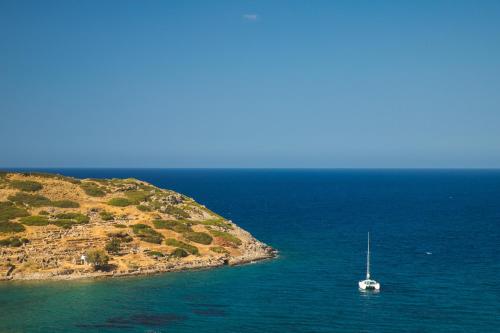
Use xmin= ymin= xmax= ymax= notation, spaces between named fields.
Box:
xmin=0 ymin=171 xmax=276 ymax=281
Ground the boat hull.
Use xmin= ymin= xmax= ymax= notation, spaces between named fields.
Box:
xmin=358 ymin=279 xmax=380 ymax=291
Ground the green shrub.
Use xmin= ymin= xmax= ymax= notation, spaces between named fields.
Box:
xmin=99 ymin=211 xmax=115 ymax=221
xmin=170 ymin=248 xmax=189 ymax=258
xmin=19 ymin=215 xmax=50 ymax=226
xmin=50 ymin=213 xmax=89 ymax=229
xmin=153 ymin=219 xmax=192 ymax=233
xmin=210 ymin=246 xmax=229 ymax=254
xmin=80 ymin=182 xmax=106 ymax=197
xmin=0 ymin=222 xmax=26 ymax=233
xmin=164 ymin=238 xmax=199 ymax=255
xmin=209 ymin=230 xmax=242 ymax=247
xmin=107 ymin=197 xmax=132 ymax=207
xmin=105 ymin=238 xmax=121 ymax=254
xmin=164 ymin=206 xmax=190 ymax=219
xmin=106 ymin=231 xmax=133 ymax=242
xmin=130 ymin=224 xmax=163 ymax=244
xmin=183 ymin=231 xmax=212 ymax=245
xmin=51 ymin=200 xmax=80 ymax=208
xmin=137 ymin=205 xmax=152 ymax=212
xmin=114 ymin=224 xmax=127 ymax=228
xmin=146 ymin=250 xmax=165 ymax=258
xmin=142 ymin=235 xmax=163 ymax=244
xmin=54 ymin=212 xmax=89 ymax=224
xmin=124 ymin=191 xmax=151 ymax=204
xmin=86 ymin=249 xmax=109 ymax=270
xmin=197 ymin=218 xmax=233 ymax=230
xmin=8 ymin=193 xmax=51 ymax=207
xmin=131 ymin=223 xmax=152 ymax=234
xmin=0 ymin=202 xmax=29 ymax=222
xmin=38 ymin=210 xmax=49 ymax=215
xmin=10 ymin=180 xmax=43 ymax=192
xmin=0 ymin=237 xmax=29 ymax=247
xmin=50 ymin=219 xmax=75 ymax=229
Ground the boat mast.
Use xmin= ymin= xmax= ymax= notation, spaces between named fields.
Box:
xmin=366 ymin=232 xmax=370 ymax=280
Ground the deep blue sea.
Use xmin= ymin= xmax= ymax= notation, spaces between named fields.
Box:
xmin=1 ymin=169 xmax=499 ymax=332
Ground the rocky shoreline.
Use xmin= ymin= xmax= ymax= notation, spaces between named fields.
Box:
xmin=3 ymin=242 xmax=278 ymax=282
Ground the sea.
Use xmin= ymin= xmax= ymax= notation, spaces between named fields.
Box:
xmin=0 ymin=169 xmax=499 ymax=332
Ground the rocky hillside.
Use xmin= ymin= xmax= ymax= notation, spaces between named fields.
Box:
xmin=0 ymin=171 xmax=276 ymax=281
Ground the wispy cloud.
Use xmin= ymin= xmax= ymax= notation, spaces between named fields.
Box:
xmin=242 ymin=14 xmax=259 ymax=21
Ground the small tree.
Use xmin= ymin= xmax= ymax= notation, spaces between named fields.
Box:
xmin=105 ymin=238 xmax=121 ymax=254
xmin=86 ymin=249 xmax=109 ymax=270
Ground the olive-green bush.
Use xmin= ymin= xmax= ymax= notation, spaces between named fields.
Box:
xmin=210 ymin=246 xmax=229 ymax=254
xmin=130 ymin=224 xmax=163 ymax=244
xmin=51 ymin=200 xmax=80 ymax=208
xmin=80 ymin=182 xmax=106 ymax=197
xmin=19 ymin=215 xmax=50 ymax=226
xmin=164 ymin=206 xmax=190 ymax=219
xmin=0 ymin=201 xmax=29 ymax=222
xmin=137 ymin=205 xmax=152 ymax=212
xmin=105 ymin=238 xmax=121 ymax=254
xmin=153 ymin=219 xmax=192 ymax=233
xmin=124 ymin=191 xmax=151 ymax=204
xmin=170 ymin=248 xmax=189 ymax=258
xmin=209 ymin=230 xmax=242 ymax=247
xmin=164 ymin=238 xmax=199 ymax=255
xmin=183 ymin=231 xmax=213 ymax=245
xmin=86 ymin=249 xmax=109 ymax=270
xmin=99 ymin=211 xmax=115 ymax=221
xmin=0 ymin=222 xmax=25 ymax=234
xmin=7 ymin=193 xmax=51 ymax=207
xmin=54 ymin=212 xmax=89 ymax=224
xmin=146 ymin=250 xmax=165 ymax=258
xmin=10 ymin=180 xmax=43 ymax=192
xmin=107 ymin=197 xmax=132 ymax=207
xmin=0 ymin=237 xmax=29 ymax=247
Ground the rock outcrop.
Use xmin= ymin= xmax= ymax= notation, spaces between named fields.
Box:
xmin=0 ymin=172 xmax=276 ymax=281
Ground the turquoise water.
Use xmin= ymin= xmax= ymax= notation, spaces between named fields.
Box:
xmin=1 ymin=169 xmax=499 ymax=332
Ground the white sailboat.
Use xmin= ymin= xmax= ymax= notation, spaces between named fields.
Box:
xmin=358 ymin=232 xmax=380 ymax=291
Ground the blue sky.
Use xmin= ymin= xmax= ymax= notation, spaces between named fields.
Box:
xmin=1 ymin=0 xmax=500 ymax=168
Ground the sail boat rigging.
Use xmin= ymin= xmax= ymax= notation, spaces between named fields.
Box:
xmin=358 ymin=232 xmax=380 ymax=291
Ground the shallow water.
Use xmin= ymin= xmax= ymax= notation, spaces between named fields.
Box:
xmin=1 ymin=169 xmax=499 ymax=332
